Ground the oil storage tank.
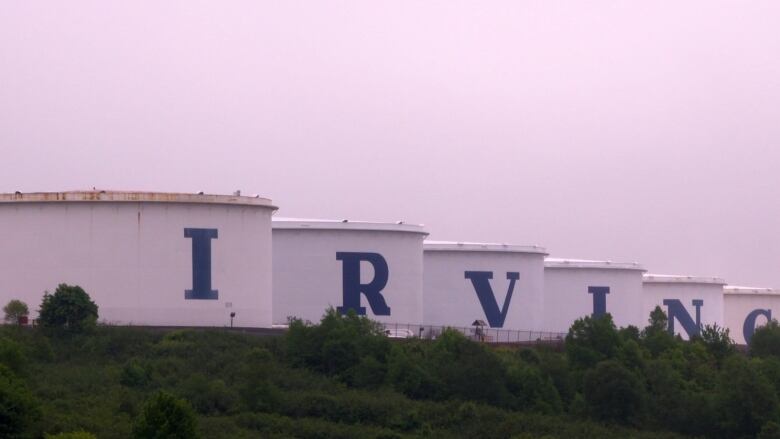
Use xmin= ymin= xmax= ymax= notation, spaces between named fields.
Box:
xmin=0 ymin=191 xmax=277 ymax=327
xmin=543 ymin=258 xmax=646 ymax=333
xmin=423 ymin=241 xmax=546 ymax=333
xmin=723 ymin=286 xmax=780 ymax=345
xmin=273 ymin=218 xmax=427 ymax=325
xmin=643 ymin=274 xmax=726 ymax=339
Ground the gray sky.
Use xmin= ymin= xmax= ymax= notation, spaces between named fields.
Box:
xmin=2 ymin=1 xmax=779 ymax=287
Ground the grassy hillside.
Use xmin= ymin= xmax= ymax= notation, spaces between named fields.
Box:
xmin=1 ymin=310 xmax=778 ymax=438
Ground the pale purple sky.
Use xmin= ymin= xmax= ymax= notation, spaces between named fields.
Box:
xmin=1 ymin=2 xmax=779 ymax=287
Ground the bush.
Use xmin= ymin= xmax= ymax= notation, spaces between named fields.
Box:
xmin=38 ymin=284 xmax=98 ymax=332
xmin=132 ymin=391 xmax=198 ymax=439
xmin=3 ymin=300 xmax=29 ymax=325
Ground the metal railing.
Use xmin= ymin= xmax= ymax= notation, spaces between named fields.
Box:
xmin=379 ymin=322 xmax=566 ymax=344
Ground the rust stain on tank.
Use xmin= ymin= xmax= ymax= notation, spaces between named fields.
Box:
xmin=0 ymin=190 xmax=278 ymax=210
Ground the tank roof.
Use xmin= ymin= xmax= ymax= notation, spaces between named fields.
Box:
xmin=0 ymin=190 xmax=276 ymax=209
xmin=545 ymin=258 xmax=645 ymax=271
xmin=643 ymin=274 xmax=726 ymax=285
xmin=272 ymin=217 xmax=427 ymax=235
xmin=724 ymin=286 xmax=780 ymax=295
xmin=424 ymin=240 xmax=547 ymax=255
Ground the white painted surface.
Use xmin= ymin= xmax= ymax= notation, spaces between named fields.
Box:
xmin=0 ymin=192 xmax=276 ymax=327
xmin=544 ymin=259 xmax=645 ymax=332
xmin=423 ymin=242 xmax=546 ymax=330
xmin=723 ymin=286 xmax=780 ymax=345
xmin=643 ymin=274 xmax=726 ymax=339
xmin=272 ymin=219 xmax=427 ymax=325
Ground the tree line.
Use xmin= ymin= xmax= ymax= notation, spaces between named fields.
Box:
xmin=4 ymin=285 xmax=780 ymax=437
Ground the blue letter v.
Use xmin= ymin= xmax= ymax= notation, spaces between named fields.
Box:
xmin=464 ymin=271 xmax=519 ymax=328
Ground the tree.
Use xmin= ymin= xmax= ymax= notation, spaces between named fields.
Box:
xmin=132 ymin=392 xmax=198 ymax=439
xmin=38 ymin=284 xmax=98 ymax=332
xmin=693 ymin=323 xmax=735 ymax=365
xmin=583 ymin=360 xmax=645 ymax=425
xmin=0 ymin=364 xmax=40 ymax=438
xmin=565 ymin=314 xmax=622 ymax=369
xmin=751 ymin=320 xmax=780 ymax=358
xmin=3 ymin=300 xmax=28 ymax=325
xmin=641 ymin=306 xmax=679 ymax=357
xmin=717 ymin=356 xmax=779 ymax=438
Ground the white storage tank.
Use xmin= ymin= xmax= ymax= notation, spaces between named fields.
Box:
xmin=273 ymin=218 xmax=427 ymax=325
xmin=543 ymin=258 xmax=646 ymax=333
xmin=643 ymin=274 xmax=726 ymax=339
xmin=0 ymin=191 xmax=277 ymax=327
xmin=723 ymin=286 xmax=780 ymax=345
xmin=423 ymin=241 xmax=546 ymax=331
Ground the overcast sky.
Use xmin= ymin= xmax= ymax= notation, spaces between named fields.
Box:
xmin=1 ymin=1 xmax=778 ymax=287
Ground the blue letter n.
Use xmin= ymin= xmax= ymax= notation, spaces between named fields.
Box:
xmin=184 ymin=228 xmax=218 ymax=300
xmin=663 ymin=299 xmax=703 ymax=337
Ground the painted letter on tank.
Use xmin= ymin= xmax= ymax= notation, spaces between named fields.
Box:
xmin=184 ymin=228 xmax=219 ymax=300
xmin=663 ymin=299 xmax=703 ymax=337
xmin=588 ymin=286 xmax=610 ymax=318
xmin=464 ymin=271 xmax=519 ymax=328
xmin=743 ymin=309 xmax=772 ymax=344
xmin=336 ymin=252 xmax=391 ymax=316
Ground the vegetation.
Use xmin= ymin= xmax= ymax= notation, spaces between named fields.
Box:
xmin=4 ymin=289 xmax=780 ymax=437
xmin=38 ymin=284 xmax=98 ymax=332
xmin=3 ymin=300 xmax=29 ymax=325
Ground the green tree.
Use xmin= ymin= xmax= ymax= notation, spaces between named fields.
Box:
xmin=693 ymin=323 xmax=735 ymax=365
xmin=583 ymin=360 xmax=645 ymax=425
xmin=565 ymin=314 xmax=622 ymax=369
xmin=132 ymin=391 xmax=198 ymax=439
xmin=641 ymin=306 xmax=679 ymax=357
xmin=717 ymin=356 xmax=779 ymax=438
xmin=285 ymin=308 xmax=391 ymax=386
xmin=751 ymin=320 xmax=780 ymax=358
xmin=3 ymin=300 xmax=29 ymax=325
xmin=0 ymin=364 xmax=40 ymax=438
xmin=38 ymin=284 xmax=98 ymax=332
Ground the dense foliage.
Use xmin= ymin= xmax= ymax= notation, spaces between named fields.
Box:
xmin=38 ymin=284 xmax=98 ymax=332
xmin=2 ymin=303 xmax=780 ymax=437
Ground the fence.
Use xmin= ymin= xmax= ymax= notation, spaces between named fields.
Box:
xmin=379 ymin=322 xmax=566 ymax=344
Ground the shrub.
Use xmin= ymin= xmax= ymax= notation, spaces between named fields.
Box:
xmin=132 ymin=391 xmax=198 ymax=439
xmin=38 ymin=284 xmax=98 ymax=332
xmin=3 ymin=300 xmax=29 ymax=325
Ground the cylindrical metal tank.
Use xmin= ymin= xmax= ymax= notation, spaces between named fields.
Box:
xmin=423 ymin=241 xmax=546 ymax=331
xmin=643 ymin=274 xmax=725 ymax=339
xmin=723 ymin=286 xmax=780 ymax=345
xmin=543 ymin=258 xmax=646 ymax=333
xmin=272 ymin=218 xmax=427 ymax=325
xmin=0 ymin=191 xmax=277 ymax=327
